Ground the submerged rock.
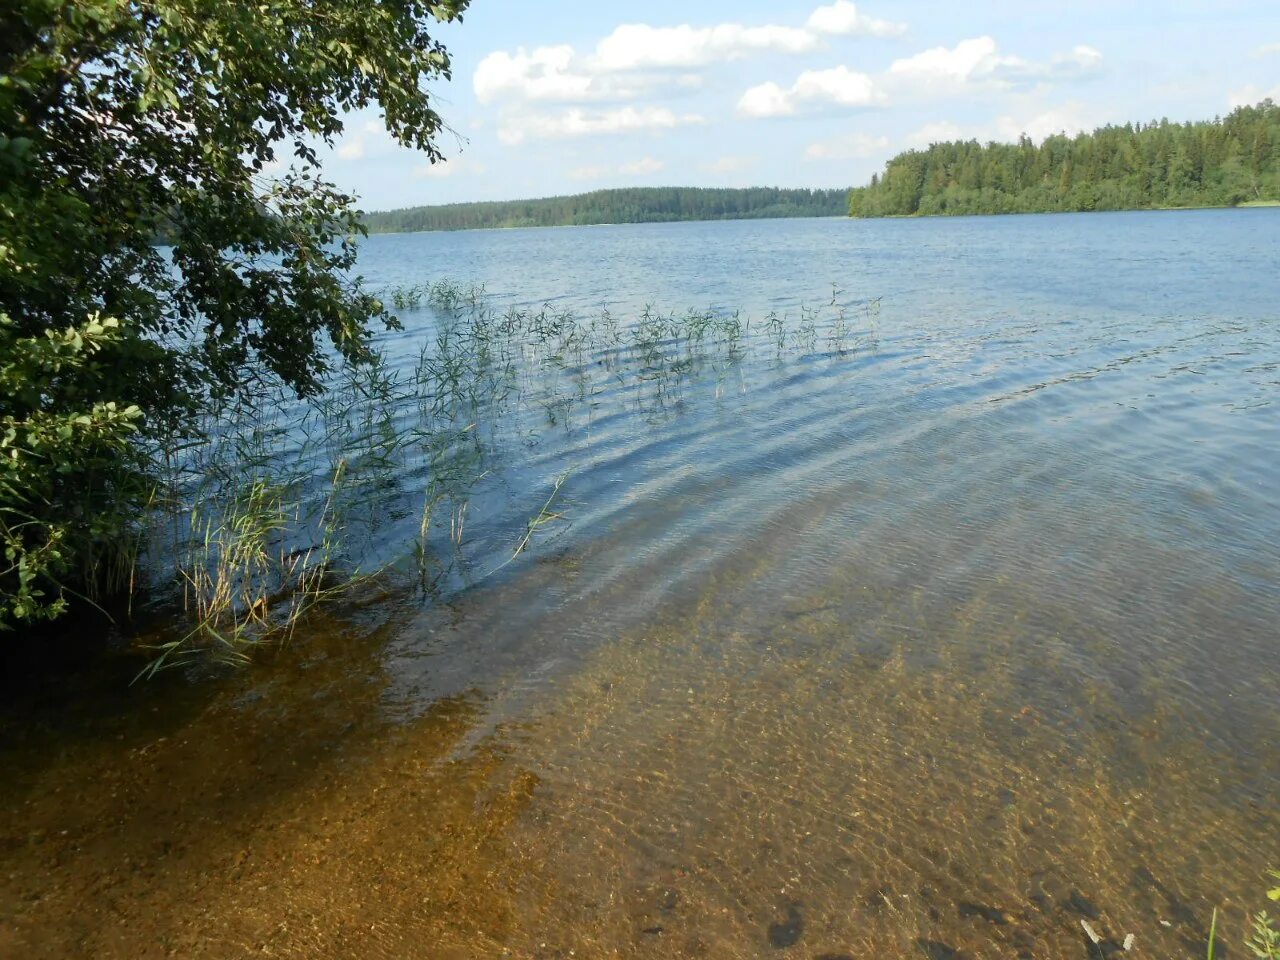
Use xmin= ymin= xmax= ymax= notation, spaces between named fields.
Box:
xmin=958 ymin=901 xmax=1010 ymax=925
xmin=916 ymin=939 xmax=962 ymax=960
xmin=1066 ymin=890 xmax=1101 ymax=920
xmin=767 ymin=903 xmax=804 ymax=948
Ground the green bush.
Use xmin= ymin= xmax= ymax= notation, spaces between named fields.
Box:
xmin=0 ymin=1 xmax=469 ymax=629
xmin=0 ymin=313 xmax=150 ymax=624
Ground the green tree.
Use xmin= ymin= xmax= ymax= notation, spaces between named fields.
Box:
xmin=848 ymin=100 xmax=1280 ymax=218
xmin=363 ymin=187 xmax=852 ymax=233
xmin=1058 ymin=154 xmax=1075 ymax=195
xmin=0 ymin=0 xmax=469 ymax=626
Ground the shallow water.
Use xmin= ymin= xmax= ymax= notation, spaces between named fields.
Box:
xmin=3 ymin=210 xmax=1279 ymax=959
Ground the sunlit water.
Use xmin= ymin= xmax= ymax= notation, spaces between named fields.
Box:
xmin=2 ymin=210 xmax=1278 ymax=959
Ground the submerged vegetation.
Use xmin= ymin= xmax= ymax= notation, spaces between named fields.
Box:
xmin=24 ymin=255 xmax=884 ymax=669
xmin=12 ymin=272 xmax=882 ymax=670
xmin=849 ymin=100 xmax=1280 ymax=218
xmin=1 ymin=5 xmax=1275 ymax=959
xmin=362 ymin=187 xmax=851 ymax=233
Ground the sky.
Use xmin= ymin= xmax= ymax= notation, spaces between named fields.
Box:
xmin=319 ymin=1 xmax=1280 ymax=211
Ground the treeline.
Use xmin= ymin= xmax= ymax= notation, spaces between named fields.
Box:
xmin=849 ymin=100 xmax=1280 ymax=218
xmin=363 ymin=187 xmax=849 ymax=233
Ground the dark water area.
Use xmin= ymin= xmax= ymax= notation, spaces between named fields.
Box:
xmin=2 ymin=210 xmax=1278 ymax=958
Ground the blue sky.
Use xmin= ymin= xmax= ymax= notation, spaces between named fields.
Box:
xmin=319 ymin=1 xmax=1280 ymax=211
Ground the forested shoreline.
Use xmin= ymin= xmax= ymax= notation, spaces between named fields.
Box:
xmin=849 ymin=100 xmax=1280 ymax=218
xmin=362 ymin=186 xmax=849 ymax=233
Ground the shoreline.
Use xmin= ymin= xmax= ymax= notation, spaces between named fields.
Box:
xmin=362 ymin=202 xmax=1280 ymax=236
xmin=362 ymin=211 xmax=848 ymax=236
xmin=850 ymin=200 xmax=1280 ymax=221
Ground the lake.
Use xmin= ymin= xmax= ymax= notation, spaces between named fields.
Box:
xmin=2 ymin=210 xmax=1278 ymax=959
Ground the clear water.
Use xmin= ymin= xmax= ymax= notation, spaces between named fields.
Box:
xmin=2 ymin=210 xmax=1278 ymax=959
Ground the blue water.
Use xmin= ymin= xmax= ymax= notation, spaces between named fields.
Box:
xmin=360 ymin=207 xmax=1280 ymax=318
xmin=353 ymin=212 xmax=1280 ymax=691
xmin=4 ymin=209 xmax=1278 ymax=959
xmin=355 ymin=209 xmax=1280 ymax=953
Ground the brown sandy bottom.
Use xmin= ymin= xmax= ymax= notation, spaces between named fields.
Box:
xmin=1 ymin=519 xmax=1277 ymax=960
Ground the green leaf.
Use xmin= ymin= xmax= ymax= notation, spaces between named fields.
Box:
xmin=0 ymin=0 xmax=470 ymax=627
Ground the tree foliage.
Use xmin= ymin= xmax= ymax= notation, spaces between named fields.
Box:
xmin=849 ymin=101 xmax=1280 ymax=218
xmin=363 ymin=187 xmax=851 ymax=233
xmin=0 ymin=0 xmax=468 ymax=627
xmin=0 ymin=314 xmax=147 ymax=624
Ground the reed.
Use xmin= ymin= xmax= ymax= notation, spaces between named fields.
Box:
xmin=504 ymin=473 xmax=568 ymax=568
xmin=131 ymin=280 xmax=882 ymax=671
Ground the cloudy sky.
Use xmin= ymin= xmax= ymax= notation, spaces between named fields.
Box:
xmin=322 ymin=1 xmax=1280 ymax=211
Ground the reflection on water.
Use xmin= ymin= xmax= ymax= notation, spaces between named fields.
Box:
xmin=2 ymin=211 xmax=1279 ymax=958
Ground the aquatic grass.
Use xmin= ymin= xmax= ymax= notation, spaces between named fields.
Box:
xmin=503 ymin=473 xmax=569 ymax=569
xmin=129 ymin=280 xmax=883 ymax=670
xmin=383 ymin=279 xmax=489 ymax=314
xmin=137 ymin=353 xmax=418 ymax=672
xmin=765 ymin=310 xmax=786 ymax=351
xmin=388 ymin=284 xmax=427 ymax=311
xmin=797 ymin=304 xmax=820 ymax=353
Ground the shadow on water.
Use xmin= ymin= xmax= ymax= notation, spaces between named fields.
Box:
xmin=0 ymin=591 xmax=534 ymax=958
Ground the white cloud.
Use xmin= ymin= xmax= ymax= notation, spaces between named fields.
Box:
xmin=889 ymin=36 xmax=1002 ymax=86
xmin=593 ymin=23 xmax=818 ymax=71
xmin=739 ymin=66 xmax=883 ymax=117
xmin=995 ymin=104 xmax=1091 ymax=141
xmin=701 ymin=155 xmax=753 ymax=174
xmin=334 ymin=120 xmax=392 ymax=161
xmin=903 ymin=104 xmax=1093 ymax=149
xmin=1001 ymin=44 xmax=1103 ymax=86
xmin=475 ymin=46 xmax=593 ymax=104
xmin=887 ymin=37 xmax=1102 ymax=95
xmin=1254 ymin=42 xmax=1280 ymax=58
xmin=569 ymin=165 xmax=612 ymax=181
xmin=806 ymin=1 xmax=907 ymax=38
xmin=619 ymin=156 xmax=665 ymax=175
xmin=413 ymin=157 xmax=487 ymax=179
xmin=1054 ymin=45 xmax=1104 ymax=76
xmin=907 ymin=120 xmax=969 ymax=146
xmin=737 ymin=82 xmax=794 ymax=118
xmin=498 ymin=106 xmax=704 ymax=145
xmin=474 ymin=4 xmax=909 ymax=117
xmin=570 ymin=157 xmax=667 ymax=181
xmin=1229 ymin=84 xmax=1280 ymax=108
xmin=805 ymin=131 xmax=890 ymax=160
xmin=738 ymin=37 xmax=1100 ymax=122
xmin=474 ymin=46 xmax=693 ymax=104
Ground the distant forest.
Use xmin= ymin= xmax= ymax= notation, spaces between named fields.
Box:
xmin=362 ymin=187 xmax=849 ymax=233
xmin=849 ymin=100 xmax=1280 ymax=218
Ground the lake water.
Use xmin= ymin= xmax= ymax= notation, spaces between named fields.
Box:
xmin=3 ymin=210 xmax=1279 ymax=959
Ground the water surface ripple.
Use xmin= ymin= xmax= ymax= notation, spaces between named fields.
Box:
xmin=2 ymin=210 xmax=1278 ymax=959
